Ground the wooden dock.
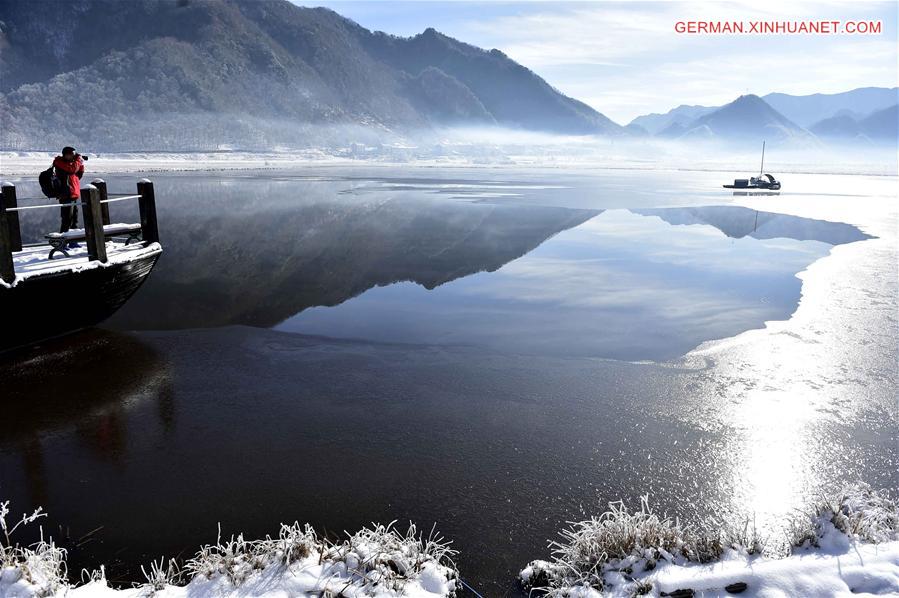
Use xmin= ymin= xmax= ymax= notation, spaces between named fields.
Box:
xmin=0 ymin=178 xmax=163 ymax=352
xmin=0 ymin=179 xmax=159 ymax=285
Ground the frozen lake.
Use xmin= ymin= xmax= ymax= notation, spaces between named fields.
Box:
xmin=1 ymin=166 xmax=896 ymax=595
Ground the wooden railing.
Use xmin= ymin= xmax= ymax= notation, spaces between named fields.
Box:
xmin=0 ymin=179 xmax=158 ymax=284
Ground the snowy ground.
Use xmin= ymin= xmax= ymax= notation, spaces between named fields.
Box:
xmin=1 ymin=558 xmax=455 ymax=598
xmin=650 ymin=539 xmax=899 ymax=598
xmin=525 ymin=537 xmax=899 ymax=597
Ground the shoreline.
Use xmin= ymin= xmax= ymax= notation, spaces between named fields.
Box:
xmin=1 ymin=151 xmax=897 ymax=178
xmin=4 ymin=485 xmax=897 ymax=598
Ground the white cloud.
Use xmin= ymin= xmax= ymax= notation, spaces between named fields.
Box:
xmin=457 ymin=1 xmax=898 ymax=123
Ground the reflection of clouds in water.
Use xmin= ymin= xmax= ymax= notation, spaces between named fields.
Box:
xmin=284 ymin=208 xmax=839 ymax=360
xmin=469 ymin=257 xmax=747 ymax=313
xmin=460 ymin=209 xmax=828 ymax=312
xmin=573 ymin=210 xmax=833 ymax=274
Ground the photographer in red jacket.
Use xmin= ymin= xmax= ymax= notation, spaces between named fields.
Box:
xmin=53 ymin=146 xmax=86 ymax=239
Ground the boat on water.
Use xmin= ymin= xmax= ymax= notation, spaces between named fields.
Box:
xmin=0 ymin=178 xmax=162 ymax=353
xmin=723 ymin=141 xmax=782 ymax=191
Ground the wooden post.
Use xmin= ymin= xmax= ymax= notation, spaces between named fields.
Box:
xmin=81 ymin=185 xmax=107 ymax=263
xmin=91 ymin=178 xmax=111 ymax=226
xmin=0 ymin=184 xmax=15 ymax=284
xmin=1 ymin=182 xmax=22 ymax=252
xmin=137 ymin=179 xmax=159 ymax=244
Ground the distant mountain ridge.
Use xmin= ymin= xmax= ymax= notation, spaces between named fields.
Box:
xmin=632 ymin=87 xmax=897 ymax=131
xmin=629 ymin=105 xmax=715 ymax=135
xmin=763 ymin=87 xmax=898 ymax=128
xmin=810 ymin=105 xmax=898 ymax=142
xmin=0 ymin=0 xmax=622 ymax=150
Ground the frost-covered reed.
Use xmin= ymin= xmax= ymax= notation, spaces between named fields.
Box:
xmin=788 ymin=482 xmax=898 ymax=548
xmin=0 ymin=500 xmax=69 ymax=597
xmin=0 ymin=498 xmax=459 ymax=598
xmin=521 ymin=483 xmax=898 ymax=597
xmin=183 ymin=520 xmax=458 ymax=594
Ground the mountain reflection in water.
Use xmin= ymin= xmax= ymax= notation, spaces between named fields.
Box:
xmin=100 ymin=189 xmax=871 ymax=361
xmin=107 ymin=195 xmax=599 ymax=330
xmin=633 ymin=205 xmax=872 ymax=244
xmin=273 ymin=205 xmax=871 ymax=360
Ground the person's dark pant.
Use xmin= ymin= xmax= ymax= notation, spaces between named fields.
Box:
xmin=59 ymin=196 xmax=78 ymax=233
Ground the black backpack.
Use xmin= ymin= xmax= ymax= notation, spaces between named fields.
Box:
xmin=39 ymin=165 xmax=62 ymax=198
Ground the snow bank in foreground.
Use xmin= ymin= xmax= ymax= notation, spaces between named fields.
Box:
xmin=520 ymin=484 xmax=899 ymax=597
xmin=0 ymin=500 xmax=457 ymax=598
xmin=523 ymin=535 xmax=899 ymax=598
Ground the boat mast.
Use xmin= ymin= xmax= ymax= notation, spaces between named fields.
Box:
xmin=759 ymin=140 xmax=765 ymax=176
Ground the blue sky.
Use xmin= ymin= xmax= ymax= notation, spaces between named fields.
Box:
xmin=289 ymin=1 xmax=898 ymax=124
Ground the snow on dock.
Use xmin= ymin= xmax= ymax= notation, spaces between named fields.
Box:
xmin=1 ymin=179 xmax=161 ymax=289
xmin=3 ymin=240 xmax=162 ymax=287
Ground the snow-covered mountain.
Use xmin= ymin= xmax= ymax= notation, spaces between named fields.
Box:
xmin=0 ymin=0 xmax=623 ymax=151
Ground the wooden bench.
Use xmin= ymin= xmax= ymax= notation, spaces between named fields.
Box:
xmin=46 ymin=223 xmax=143 ymax=259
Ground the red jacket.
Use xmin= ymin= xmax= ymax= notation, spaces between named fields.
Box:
xmin=53 ymin=155 xmax=85 ymax=199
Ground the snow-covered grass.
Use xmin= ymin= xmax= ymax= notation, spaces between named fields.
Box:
xmin=4 ymin=486 xmax=897 ymax=597
xmin=520 ymin=484 xmax=899 ymax=597
xmin=788 ymin=484 xmax=899 ymax=548
xmin=0 ymin=499 xmax=458 ymax=598
xmin=0 ymin=501 xmax=68 ymax=597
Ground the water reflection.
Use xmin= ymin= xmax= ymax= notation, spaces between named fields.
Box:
xmin=633 ymin=205 xmax=872 ymax=244
xmin=0 ymin=330 xmax=172 ymax=506
xmin=83 ymin=178 xmax=875 ymax=362
xmin=107 ymin=189 xmax=598 ymax=330
xmin=277 ymin=207 xmax=871 ymax=361
xmin=0 ymin=170 xmax=889 ymax=596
